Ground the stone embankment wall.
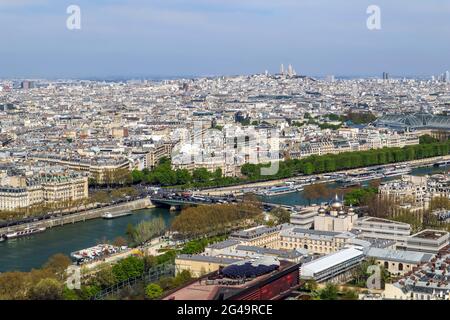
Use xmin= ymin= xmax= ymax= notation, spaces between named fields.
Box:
xmin=0 ymin=198 xmax=154 ymax=234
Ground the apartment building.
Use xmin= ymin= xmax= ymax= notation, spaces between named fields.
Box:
xmin=31 ymin=155 xmax=130 ymax=184
xmin=378 ymin=175 xmax=428 ymax=205
xmin=40 ymin=174 xmax=88 ymax=203
xmin=0 ymin=173 xmax=88 ymax=210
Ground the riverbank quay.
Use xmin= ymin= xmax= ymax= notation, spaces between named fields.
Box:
xmin=0 ymin=198 xmax=154 ymax=235
xmin=80 ymin=236 xmax=172 ymax=274
xmin=197 ymin=155 xmax=450 ymax=196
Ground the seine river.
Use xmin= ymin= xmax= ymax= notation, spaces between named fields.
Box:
xmin=0 ymin=164 xmax=448 ymax=273
xmin=0 ymin=208 xmax=175 ymax=272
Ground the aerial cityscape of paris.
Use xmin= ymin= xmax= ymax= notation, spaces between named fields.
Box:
xmin=0 ymin=0 xmax=449 ymax=309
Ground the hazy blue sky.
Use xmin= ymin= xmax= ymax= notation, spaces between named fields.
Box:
xmin=0 ymin=0 xmax=449 ymax=78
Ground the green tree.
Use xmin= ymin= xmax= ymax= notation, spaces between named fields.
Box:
xmin=158 ymin=276 xmax=175 ymax=290
xmin=303 ymin=183 xmax=330 ymax=205
xmin=43 ymin=253 xmax=72 ymax=281
xmin=173 ymin=270 xmax=192 ymax=287
xmin=126 ymin=223 xmax=136 ymax=244
xmin=112 ymin=256 xmax=145 ymax=282
xmin=0 ymin=272 xmax=28 ymax=300
xmin=304 ymin=279 xmax=318 ymax=292
xmin=92 ymin=265 xmax=117 ymax=289
xmin=419 ymin=134 xmax=439 ymax=144
xmin=132 ymin=217 xmax=166 ymax=245
xmin=143 ymin=255 xmax=158 ymax=271
xmin=344 ymin=186 xmax=378 ymax=206
xmin=28 ymin=278 xmax=64 ymax=300
xmin=241 ymin=163 xmax=259 ymax=179
xmin=78 ymin=285 xmax=101 ymax=300
xmin=192 ymin=168 xmax=211 ymax=183
xmin=213 ymin=168 xmax=223 ymax=180
xmin=131 ymin=169 xmax=144 ymax=183
xmin=176 ymin=169 xmax=192 ymax=185
xmin=303 ymin=162 xmax=314 ymax=175
xmin=145 ymin=283 xmax=163 ymax=300
xmin=319 ymin=283 xmax=339 ymax=300
xmin=341 ymin=288 xmax=359 ymax=300
xmin=63 ymin=287 xmax=80 ymax=300
xmin=271 ymin=207 xmax=291 ymax=224
xmin=324 ymin=157 xmax=336 ymax=172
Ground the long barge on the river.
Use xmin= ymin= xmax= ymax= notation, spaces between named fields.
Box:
xmin=3 ymin=227 xmax=46 ymax=240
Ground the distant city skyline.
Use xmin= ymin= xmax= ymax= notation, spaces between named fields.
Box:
xmin=1 ymin=0 xmax=449 ymax=78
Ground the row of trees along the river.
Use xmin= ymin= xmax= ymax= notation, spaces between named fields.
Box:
xmin=89 ymin=136 xmax=450 ymax=189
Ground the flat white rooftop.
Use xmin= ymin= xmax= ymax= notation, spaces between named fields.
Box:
xmin=301 ymin=246 xmax=364 ymax=275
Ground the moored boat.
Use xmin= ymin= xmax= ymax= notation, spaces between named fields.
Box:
xmin=433 ymin=160 xmax=450 ymax=167
xmin=257 ymin=184 xmax=303 ymax=197
xmin=382 ymin=165 xmax=412 ymax=178
xmin=4 ymin=227 xmax=46 ymax=239
xmin=101 ymin=211 xmax=132 ymax=219
xmin=337 ymin=170 xmax=383 ymax=185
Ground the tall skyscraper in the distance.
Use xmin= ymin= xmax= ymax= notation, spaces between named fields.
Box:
xmin=21 ymin=80 xmax=34 ymax=89
xmin=280 ymin=64 xmax=285 ymax=76
xmin=382 ymin=72 xmax=389 ymax=81
xmin=326 ymin=75 xmax=335 ymax=83
xmin=445 ymin=71 xmax=450 ymax=83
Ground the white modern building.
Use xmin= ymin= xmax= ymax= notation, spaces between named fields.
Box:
xmin=352 ymin=217 xmax=411 ymax=244
xmin=300 ymin=246 xmax=365 ymax=283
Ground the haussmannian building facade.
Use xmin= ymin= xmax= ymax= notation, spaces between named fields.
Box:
xmin=0 ymin=173 xmax=88 ymax=211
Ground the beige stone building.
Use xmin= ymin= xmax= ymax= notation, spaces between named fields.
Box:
xmin=278 ymin=228 xmax=355 ymax=255
xmin=41 ymin=174 xmax=88 ymax=203
xmin=229 ymin=225 xmax=285 ymax=248
xmin=366 ymin=247 xmax=434 ymax=276
xmin=175 ymin=255 xmax=239 ymax=277
xmin=0 ymin=173 xmax=88 ymax=211
xmin=31 ymin=155 xmax=130 ymax=184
